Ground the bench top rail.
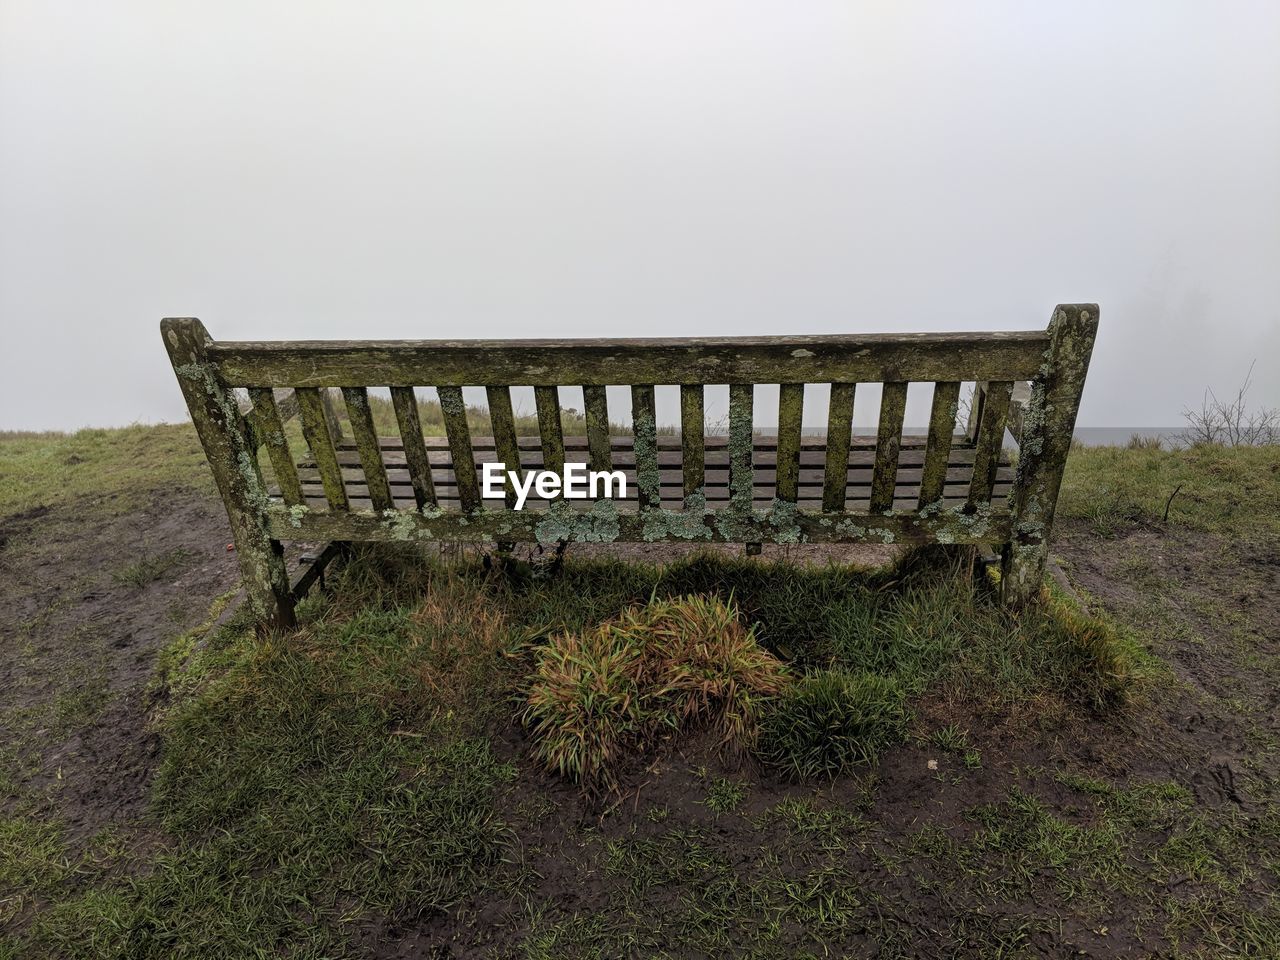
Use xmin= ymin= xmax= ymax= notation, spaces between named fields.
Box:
xmin=207 ymin=330 xmax=1051 ymax=388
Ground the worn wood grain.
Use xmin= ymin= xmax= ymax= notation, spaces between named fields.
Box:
xmin=437 ymin=385 xmax=480 ymax=511
xmin=390 ymin=386 xmax=436 ymax=508
xmin=210 ymin=331 xmax=1051 ymax=387
xmin=680 ymin=384 xmax=704 ymax=500
xmin=248 ymin=387 xmax=304 ymax=505
xmin=340 ymin=387 xmax=394 ymax=512
xmin=163 ymin=318 xmax=295 ymax=629
xmin=728 ymin=384 xmax=754 ymax=512
xmin=534 ymin=385 xmax=565 ymax=494
xmin=775 ymin=383 xmax=804 ymax=503
xmin=1002 ymin=305 xmax=1099 ymax=606
xmin=822 ymin=383 xmax=855 ymax=511
xmin=869 ymin=381 xmax=908 ymax=513
xmin=583 ymin=385 xmax=612 ymax=472
xmin=296 ymin=387 xmax=350 ymax=512
xmin=919 ymin=381 xmax=961 ymax=508
xmin=267 ymin=502 xmax=1015 ymax=546
xmin=631 ymin=384 xmax=661 ymax=509
xmin=485 ymin=385 xmax=523 ymax=508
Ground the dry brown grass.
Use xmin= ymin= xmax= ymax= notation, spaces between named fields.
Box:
xmin=522 ymin=595 xmax=789 ymax=794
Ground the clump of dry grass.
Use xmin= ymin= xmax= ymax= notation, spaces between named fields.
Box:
xmin=522 ymin=595 xmax=788 ymax=794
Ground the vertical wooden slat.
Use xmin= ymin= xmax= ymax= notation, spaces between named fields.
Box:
xmin=918 ymin=380 xmax=961 ymax=509
xmin=437 ymin=385 xmax=480 ymax=511
xmin=583 ymin=385 xmax=612 ymax=473
xmin=775 ymin=383 xmax=804 ymax=503
xmin=340 ymin=387 xmax=393 ymax=512
xmin=967 ymin=379 xmax=1013 ymax=509
xmin=965 ymin=382 xmax=988 ymax=444
xmin=869 ymin=381 xmax=908 ymax=513
xmin=533 ymin=385 xmax=565 ymax=484
xmin=320 ymin=388 xmax=346 ymax=445
xmin=631 ymin=384 xmax=660 ymax=509
xmin=390 ymin=386 xmax=436 ymax=509
xmin=822 ymin=383 xmax=855 ymax=511
xmin=485 ymin=385 xmax=523 ymax=508
xmin=680 ymin=384 xmax=704 ymax=500
xmin=296 ymin=387 xmax=349 ymax=511
xmin=728 ymin=384 xmax=754 ymax=512
xmin=248 ymin=387 xmax=303 ymax=506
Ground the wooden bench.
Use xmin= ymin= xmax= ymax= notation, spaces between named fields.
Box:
xmin=162 ymin=304 xmax=1098 ymax=629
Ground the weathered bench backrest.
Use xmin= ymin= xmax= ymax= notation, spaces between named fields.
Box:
xmin=163 ymin=304 xmax=1097 ymax=624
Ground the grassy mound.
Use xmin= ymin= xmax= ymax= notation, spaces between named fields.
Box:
xmin=523 ymin=594 xmax=788 ymax=793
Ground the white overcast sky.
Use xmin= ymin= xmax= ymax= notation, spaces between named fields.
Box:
xmin=2 ymin=1 xmax=1278 ymax=431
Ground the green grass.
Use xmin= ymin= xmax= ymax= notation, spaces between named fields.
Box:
xmin=756 ymin=670 xmax=908 ymax=780
xmin=15 ymin=602 xmax=517 ymax=959
xmin=4 ymin=426 xmax=1279 ymax=957
xmin=1059 ymin=443 xmax=1280 ymax=540
xmin=0 ymin=425 xmax=212 ymax=518
xmin=2 ymin=541 xmax=1154 ymax=957
xmin=701 ymin=776 xmax=747 ymax=814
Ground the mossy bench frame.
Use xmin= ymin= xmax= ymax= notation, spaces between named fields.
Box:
xmin=162 ymin=304 xmax=1097 ymax=629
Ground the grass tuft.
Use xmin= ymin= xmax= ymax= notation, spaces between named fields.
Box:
xmin=522 ymin=594 xmax=788 ymax=793
xmin=756 ymin=670 xmax=908 ymax=781
xmin=112 ymin=548 xmax=197 ymax=588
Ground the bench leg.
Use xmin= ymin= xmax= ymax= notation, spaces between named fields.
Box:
xmin=1000 ymin=541 xmax=1047 ymax=608
xmin=240 ymin=537 xmax=296 ymax=632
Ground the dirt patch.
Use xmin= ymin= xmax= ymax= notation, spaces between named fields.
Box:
xmin=0 ymin=491 xmax=239 ymax=843
xmin=1056 ymin=518 xmax=1280 ymax=798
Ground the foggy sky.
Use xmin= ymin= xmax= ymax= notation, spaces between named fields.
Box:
xmin=2 ymin=1 xmax=1278 ymax=432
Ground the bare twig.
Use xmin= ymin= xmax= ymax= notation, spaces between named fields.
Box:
xmin=1182 ymin=361 xmax=1279 ymax=447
